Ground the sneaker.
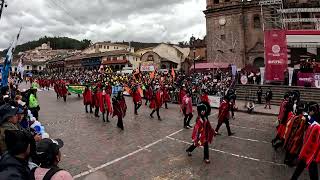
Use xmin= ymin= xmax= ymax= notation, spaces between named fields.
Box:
xmin=204 ymin=159 xmax=210 ymax=164
xmin=228 ymin=132 xmax=235 ymax=136
xmin=187 ymin=152 xmax=192 ymax=156
xmin=158 ymin=118 xmax=162 ymax=121
xmin=184 ymin=126 xmax=190 ymax=129
xmin=150 ymin=114 xmax=154 ymax=118
xmin=187 ymin=125 xmax=193 ymax=129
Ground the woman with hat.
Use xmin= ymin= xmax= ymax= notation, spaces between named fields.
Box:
xmin=186 ymin=103 xmax=216 ymax=164
xmin=215 ymin=96 xmax=234 ymax=136
xmin=31 ymin=138 xmax=73 ymax=180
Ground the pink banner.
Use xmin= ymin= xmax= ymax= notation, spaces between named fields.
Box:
xmin=297 ymin=73 xmax=314 ymax=87
xmin=264 ymin=30 xmax=288 ymax=82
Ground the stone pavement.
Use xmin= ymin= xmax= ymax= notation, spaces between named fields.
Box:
xmin=30 ymin=87 xmax=312 ymax=180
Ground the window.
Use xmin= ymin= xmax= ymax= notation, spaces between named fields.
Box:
xmin=123 ymin=56 xmax=127 ymax=60
xmin=147 ymin=55 xmax=154 ymax=61
xmin=253 ymin=15 xmax=261 ymax=29
xmin=214 ymin=0 xmax=219 ymax=4
xmin=107 ymin=46 xmax=109 ymax=49
xmin=112 ymin=57 xmax=117 ymax=61
xmin=104 ymin=45 xmax=106 ymax=49
xmin=14 ymin=67 xmax=17 ymax=72
xmin=27 ymin=66 xmax=30 ymax=70
xmin=39 ymin=67 xmax=42 ymax=70
xmin=107 ymin=57 xmax=111 ymax=61
xmin=114 ymin=46 xmax=116 ymax=49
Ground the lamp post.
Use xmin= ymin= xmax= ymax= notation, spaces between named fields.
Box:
xmin=193 ymin=47 xmax=196 ymax=73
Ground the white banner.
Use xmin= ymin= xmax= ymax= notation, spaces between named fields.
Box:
xmin=140 ymin=65 xmax=155 ymax=72
xmin=260 ymin=67 xmax=265 ymax=85
xmin=288 ymin=67 xmax=294 ymax=86
xmin=208 ymin=96 xmax=221 ymax=108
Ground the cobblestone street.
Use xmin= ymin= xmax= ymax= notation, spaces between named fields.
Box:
xmin=34 ymin=88 xmax=311 ymax=180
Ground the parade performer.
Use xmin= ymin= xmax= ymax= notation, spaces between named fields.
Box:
xmin=150 ymin=85 xmax=163 ymax=121
xmin=144 ymin=85 xmax=152 ymax=106
xmin=131 ymin=85 xmax=142 ymax=115
xmin=59 ymin=82 xmax=68 ymax=102
xmin=54 ymin=82 xmax=60 ymax=99
xmin=291 ymin=121 xmax=320 ymax=180
xmin=182 ymin=91 xmax=193 ymax=129
xmin=112 ymin=91 xmax=127 ymax=130
xmin=178 ymin=85 xmax=187 ymax=108
xmin=186 ymin=102 xmax=216 ymax=164
xmin=94 ymin=86 xmax=101 ymax=118
xmin=272 ymin=93 xmax=293 ymax=150
xmin=99 ymin=87 xmax=112 ymax=122
xmin=283 ymin=103 xmax=308 ymax=166
xmin=83 ymin=85 xmax=93 ymax=113
xmin=215 ymin=96 xmax=234 ymax=136
xmin=162 ymin=85 xmax=170 ymax=109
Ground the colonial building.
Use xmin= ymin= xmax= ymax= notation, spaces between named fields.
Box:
xmin=82 ymin=42 xmax=134 ymax=54
xmin=140 ymin=43 xmax=190 ymax=70
xmin=64 ymin=50 xmax=140 ymax=71
xmin=204 ymin=0 xmax=320 ymax=68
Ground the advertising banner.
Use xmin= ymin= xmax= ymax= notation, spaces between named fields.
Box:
xmin=208 ymin=96 xmax=221 ymax=108
xmin=264 ymin=30 xmax=288 ymax=82
xmin=297 ymin=73 xmax=315 ymax=87
xmin=140 ymin=65 xmax=155 ymax=72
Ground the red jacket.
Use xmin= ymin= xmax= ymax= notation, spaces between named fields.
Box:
xmin=99 ymin=93 xmax=112 ymax=114
xmin=132 ymin=91 xmax=142 ymax=103
xmin=192 ymin=117 xmax=215 ymax=146
xmin=218 ymin=100 xmax=230 ymax=123
xmin=150 ymin=90 xmax=163 ymax=109
xmin=113 ymin=98 xmax=127 ymax=118
xmin=178 ymin=89 xmax=186 ymax=104
xmin=83 ymin=89 xmax=92 ymax=105
xmin=60 ymin=85 xmax=68 ymax=96
xmin=145 ymin=88 xmax=152 ymax=100
xmin=162 ymin=88 xmax=170 ymax=102
xmin=94 ymin=91 xmax=101 ymax=107
xmin=299 ymin=122 xmax=320 ymax=167
xmin=200 ymin=94 xmax=209 ymax=104
xmin=182 ymin=95 xmax=193 ymax=114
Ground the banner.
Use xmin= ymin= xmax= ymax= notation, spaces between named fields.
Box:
xmin=208 ymin=96 xmax=221 ymax=108
xmin=141 ymin=65 xmax=155 ymax=72
xmin=67 ymin=85 xmax=86 ymax=94
xmin=297 ymin=73 xmax=314 ymax=87
xmin=264 ymin=30 xmax=288 ymax=82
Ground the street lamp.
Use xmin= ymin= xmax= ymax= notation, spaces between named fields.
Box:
xmin=193 ymin=47 xmax=196 ymax=73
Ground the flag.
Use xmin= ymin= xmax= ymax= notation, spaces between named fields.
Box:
xmin=2 ymin=27 xmax=22 ymax=87
xmin=171 ymin=67 xmax=175 ymax=79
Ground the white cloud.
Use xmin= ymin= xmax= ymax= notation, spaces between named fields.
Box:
xmin=0 ymin=0 xmax=206 ymax=49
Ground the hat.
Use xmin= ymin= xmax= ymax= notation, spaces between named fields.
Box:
xmin=36 ymin=138 xmax=64 ymax=156
xmin=0 ymin=104 xmax=18 ymax=124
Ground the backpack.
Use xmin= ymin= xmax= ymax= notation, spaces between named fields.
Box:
xmin=30 ymin=167 xmax=63 ymax=180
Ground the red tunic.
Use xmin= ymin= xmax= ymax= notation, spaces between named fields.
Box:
xmin=83 ymin=89 xmax=92 ymax=105
xmin=277 ymin=112 xmax=295 ymax=139
xmin=298 ymin=122 xmax=320 ymax=168
xmin=95 ymin=91 xmax=101 ymax=108
xmin=113 ymin=98 xmax=127 ymax=118
xmin=145 ymin=88 xmax=152 ymax=100
xmin=218 ymin=100 xmax=230 ymax=124
xmin=99 ymin=93 xmax=112 ymax=114
xmin=162 ymin=88 xmax=170 ymax=102
xmin=131 ymin=91 xmax=142 ymax=103
xmin=60 ymin=85 xmax=68 ymax=97
xmin=150 ymin=91 xmax=163 ymax=109
xmin=200 ymin=94 xmax=210 ymax=104
xmin=191 ymin=117 xmax=215 ymax=146
xmin=283 ymin=115 xmax=307 ymax=155
xmin=182 ymin=95 xmax=193 ymax=114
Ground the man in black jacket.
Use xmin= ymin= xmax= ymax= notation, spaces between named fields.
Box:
xmin=0 ymin=130 xmax=31 ymax=180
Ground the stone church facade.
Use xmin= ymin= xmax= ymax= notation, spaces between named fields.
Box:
xmin=204 ymin=0 xmax=320 ymax=68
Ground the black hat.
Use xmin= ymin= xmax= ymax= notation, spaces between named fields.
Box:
xmin=5 ymin=130 xmax=31 ymax=155
xmin=197 ymin=103 xmax=208 ymax=116
xmin=0 ymin=104 xmax=18 ymax=124
xmin=36 ymin=138 xmax=64 ymax=156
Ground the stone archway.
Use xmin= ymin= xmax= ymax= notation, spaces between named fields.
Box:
xmin=253 ymin=57 xmax=265 ymax=68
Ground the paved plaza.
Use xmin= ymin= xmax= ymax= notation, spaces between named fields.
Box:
xmin=33 ymin=87 xmax=312 ymax=180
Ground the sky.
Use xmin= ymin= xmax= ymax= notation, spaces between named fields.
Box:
xmin=0 ymin=0 xmax=206 ymax=50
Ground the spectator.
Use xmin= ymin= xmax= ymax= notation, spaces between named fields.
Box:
xmin=28 ymin=86 xmax=40 ymax=120
xmin=257 ymin=87 xmax=263 ymax=104
xmin=0 ymin=130 xmax=32 ymax=180
xmin=247 ymin=102 xmax=255 ymax=114
xmin=32 ymin=138 xmax=73 ymax=180
xmin=265 ymin=88 xmax=273 ymax=109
